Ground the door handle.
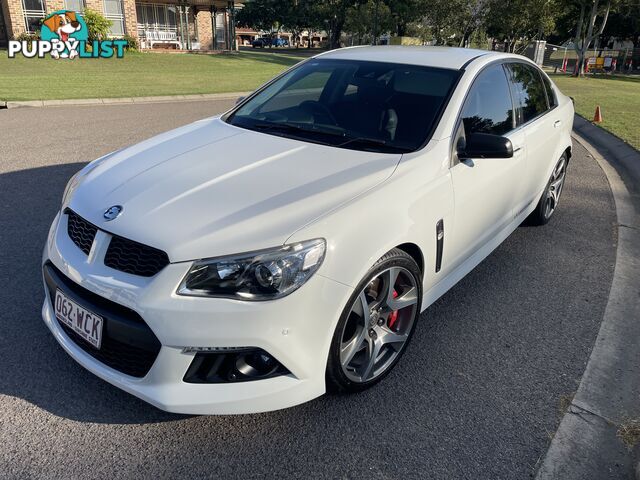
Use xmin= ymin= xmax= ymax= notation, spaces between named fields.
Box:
xmin=554 ymin=120 xmax=562 ymax=128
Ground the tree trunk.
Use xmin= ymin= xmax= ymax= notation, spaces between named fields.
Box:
xmin=459 ymin=15 xmax=475 ymax=48
xmin=573 ymin=1 xmax=586 ymax=76
xmin=574 ymin=0 xmax=611 ymax=76
xmin=330 ymin=20 xmax=344 ymax=49
xmin=581 ymin=0 xmax=601 ymax=73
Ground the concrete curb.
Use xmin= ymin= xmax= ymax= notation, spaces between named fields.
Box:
xmin=535 ymin=115 xmax=640 ymax=479
xmin=2 ymin=91 xmax=251 ymax=109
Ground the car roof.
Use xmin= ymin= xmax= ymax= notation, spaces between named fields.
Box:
xmin=315 ymin=46 xmax=510 ymax=70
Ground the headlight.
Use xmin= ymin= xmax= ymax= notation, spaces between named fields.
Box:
xmin=177 ymin=239 xmax=326 ymax=300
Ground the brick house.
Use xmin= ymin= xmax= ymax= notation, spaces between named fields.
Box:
xmin=0 ymin=0 xmax=244 ymax=51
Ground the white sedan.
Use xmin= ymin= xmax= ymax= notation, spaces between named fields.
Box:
xmin=42 ymin=46 xmax=574 ymax=414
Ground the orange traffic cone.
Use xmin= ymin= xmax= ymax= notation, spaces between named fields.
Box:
xmin=593 ymin=105 xmax=603 ymax=123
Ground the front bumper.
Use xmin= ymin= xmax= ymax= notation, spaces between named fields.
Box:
xmin=42 ymin=211 xmax=353 ymax=414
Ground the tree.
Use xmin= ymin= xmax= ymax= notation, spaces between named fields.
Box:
xmin=235 ymin=0 xmax=288 ymax=41
xmin=83 ymin=9 xmax=112 ymax=42
xmin=602 ymin=2 xmax=640 ymax=48
xmin=313 ymin=0 xmax=368 ymax=49
xmin=570 ymin=0 xmax=613 ymax=75
xmin=284 ymin=0 xmax=324 ymax=48
xmin=344 ymin=0 xmax=394 ymax=44
xmin=420 ymin=0 xmax=487 ymax=46
xmin=457 ymin=0 xmax=488 ymax=47
xmin=484 ymin=0 xmax=558 ymax=53
xmin=385 ymin=0 xmax=426 ymax=36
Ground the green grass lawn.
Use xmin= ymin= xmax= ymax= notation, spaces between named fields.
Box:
xmin=0 ymin=51 xmax=303 ymax=101
xmin=551 ymin=74 xmax=640 ymax=150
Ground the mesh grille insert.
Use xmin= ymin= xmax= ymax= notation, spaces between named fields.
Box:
xmin=104 ymin=235 xmax=170 ymax=277
xmin=66 ymin=209 xmax=98 ymax=255
xmin=64 ymin=209 xmax=170 ymax=278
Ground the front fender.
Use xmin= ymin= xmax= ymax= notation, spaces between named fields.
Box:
xmin=287 ymin=139 xmax=454 ymax=299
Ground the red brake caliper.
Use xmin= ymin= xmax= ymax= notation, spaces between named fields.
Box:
xmin=388 ymin=290 xmax=399 ymax=330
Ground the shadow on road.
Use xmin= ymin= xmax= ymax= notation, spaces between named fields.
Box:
xmin=0 ymin=163 xmax=187 ymax=424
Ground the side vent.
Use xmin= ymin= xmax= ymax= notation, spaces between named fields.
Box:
xmin=435 ymin=219 xmax=444 ymax=273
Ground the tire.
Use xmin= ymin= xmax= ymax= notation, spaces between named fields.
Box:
xmin=326 ymin=248 xmax=422 ymax=393
xmin=526 ymin=153 xmax=569 ymax=226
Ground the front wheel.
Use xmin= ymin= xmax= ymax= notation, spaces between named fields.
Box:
xmin=326 ymin=248 xmax=422 ymax=393
xmin=526 ymin=153 xmax=568 ymax=226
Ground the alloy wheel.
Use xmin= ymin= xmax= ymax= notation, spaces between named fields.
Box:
xmin=339 ymin=266 xmax=418 ymax=383
xmin=544 ymin=157 xmax=567 ymax=219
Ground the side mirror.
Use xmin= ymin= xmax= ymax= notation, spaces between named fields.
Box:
xmin=235 ymin=96 xmax=246 ymax=105
xmin=458 ymin=132 xmax=513 ymax=159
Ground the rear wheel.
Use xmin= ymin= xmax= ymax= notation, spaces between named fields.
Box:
xmin=326 ymin=248 xmax=422 ymax=393
xmin=527 ymin=153 xmax=568 ymax=226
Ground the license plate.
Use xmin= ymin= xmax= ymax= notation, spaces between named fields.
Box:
xmin=54 ymin=289 xmax=103 ymax=349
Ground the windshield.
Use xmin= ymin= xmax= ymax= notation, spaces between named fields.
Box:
xmin=226 ymin=59 xmax=460 ymax=153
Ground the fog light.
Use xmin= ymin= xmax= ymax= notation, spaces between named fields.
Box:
xmin=183 ymin=348 xmax=289 ymax=383
xmin=235 ymin=352 xmax=278 ymax=378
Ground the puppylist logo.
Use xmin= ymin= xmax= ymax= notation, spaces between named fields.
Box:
xmin=8 ymin=10 xmax=127 ymax=59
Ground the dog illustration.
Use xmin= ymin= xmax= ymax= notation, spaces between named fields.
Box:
xmin=43 ymin=11 xmax=82 ymax=59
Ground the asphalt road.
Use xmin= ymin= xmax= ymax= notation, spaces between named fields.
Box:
xmin=0 ymin=101 xmax=617 ymax=479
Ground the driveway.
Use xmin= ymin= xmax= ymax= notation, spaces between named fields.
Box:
xmin=0 ymin=100 xmax=617 ymax=479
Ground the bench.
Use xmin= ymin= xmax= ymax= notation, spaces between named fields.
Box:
xmin=144 ymin=30 xmax=181 ymax=49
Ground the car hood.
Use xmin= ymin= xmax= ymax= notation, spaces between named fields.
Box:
xmin=68 ymin=118 xmax=402 ymax=262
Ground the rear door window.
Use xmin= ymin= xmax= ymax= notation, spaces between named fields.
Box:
xmin=540 ymin=73 xmax=558 ymax=108
xmin=507 ymin=63 xmax=549 ymax=125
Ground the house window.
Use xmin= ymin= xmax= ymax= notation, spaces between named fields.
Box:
xmin=104 ymin=0 xmax=125 ymax=36
xmin=136 ymin=3 xmax=179 ymax=35
xmin=65 ymin=0 xmax=86 ymax=12
xmin=22 ymin=0 xmax=46 ymax=33
xmin=215 ymin=12 xmax=225 ymax=48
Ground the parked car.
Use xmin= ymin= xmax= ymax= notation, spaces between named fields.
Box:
xmin=271 ymin=37 xmax=289 ymax=47
xmin=251 ymin=37 xmax=283 ymax=48
xmin=251 ymin=37 xmax=289 ymax=48
xmin=251 ymin=37 xmax=271 ymax=48
xmin=43 ymin=46 xmax=574 ymax=415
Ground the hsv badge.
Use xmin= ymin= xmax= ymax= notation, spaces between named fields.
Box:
xmin=103 ymin=205 xmax=123 ymax=221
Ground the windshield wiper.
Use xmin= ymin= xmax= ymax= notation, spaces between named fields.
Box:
xmin=338 ymin=136 xmax=410 ymax=153
xmin=338 ymin=136 xmax=387 ymax=148
xmin=249 ymin=122 xmax=409 ymax=153
xmin=251 ymin=122 xmax=345 ymax=138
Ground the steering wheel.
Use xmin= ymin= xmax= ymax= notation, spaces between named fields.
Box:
xmin=299 ymin=101 xmax=338 ymax=126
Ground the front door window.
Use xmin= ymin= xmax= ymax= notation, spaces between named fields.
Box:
xmin=460 ymin=64 xmax=515 ymax=136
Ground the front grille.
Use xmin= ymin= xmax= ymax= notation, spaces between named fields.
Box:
xmin=66 ymin=209 xmax=98 ymax=255
xmin=105 ymin=235 xmax=170 ymax=277
xmin=44 ymin=262 xmax=161 ymax=378
xmin=64 ymin=210 xmax=170 ymax=277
